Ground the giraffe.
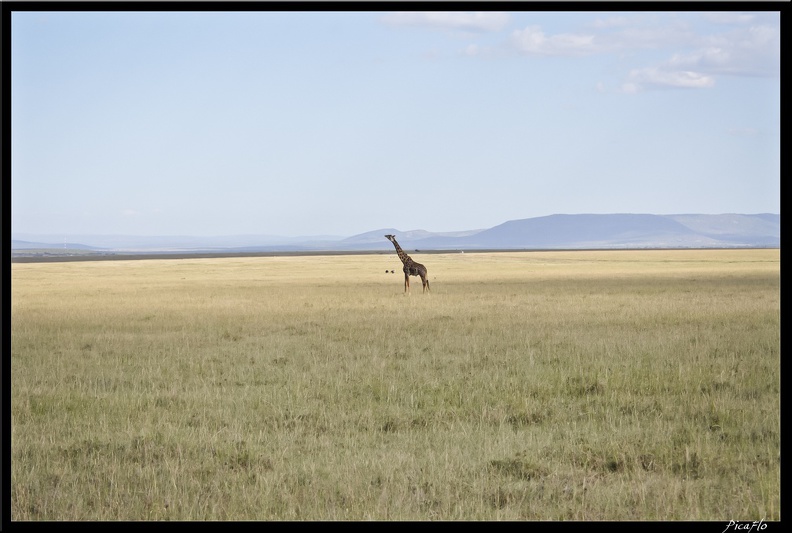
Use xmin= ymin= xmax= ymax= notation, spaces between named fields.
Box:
xmin=385 ymin=235 xmax=430 ymax=294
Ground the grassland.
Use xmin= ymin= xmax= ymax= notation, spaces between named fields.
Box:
xmin=10 ymin=249 xmax=780 ymax=520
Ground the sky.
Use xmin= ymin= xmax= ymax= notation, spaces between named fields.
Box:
xmin=10 ymin=9 xmax=781 ymax=238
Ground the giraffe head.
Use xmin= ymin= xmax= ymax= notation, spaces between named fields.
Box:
xmin=384 ymin=234 xmax=395 ymax=241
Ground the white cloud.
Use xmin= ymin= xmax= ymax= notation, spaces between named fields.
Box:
xmin=381 ymin=12 xmax=510 ymax=32
xmin=510 ymin=25 xmax=598 ymax=56
xmin=464 ymin=44 xmax=480 ymax=57
xmin=616 ymin=16 xmax=779 ymax=92
xmin=614 ymin=24 xmax=697 ymax=50
xmin=702 ymin=12 xmax=758 ymax=26
xmin=507 ymin=18 xmax=691 ymax=58
xmin=588 ymin=16 xmax=631 ymax=29
xmin=621 ymin=83 xmax=640 ymax=95
xmin=623 ymin=67 xmax=716 ymax=92
xmin=656 ymin=24 xmax=779 ymax=79
xmin=386 ymin=12 xmax=778 ymax=92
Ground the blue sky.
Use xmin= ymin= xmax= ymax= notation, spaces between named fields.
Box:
xmin=11 ymin=9 xmax=781 ymax=237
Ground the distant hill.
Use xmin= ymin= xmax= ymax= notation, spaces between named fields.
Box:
xmin=414 ymin=213 xmax=780 ymax=250
xmin=11 ymin=240 xmax=104 ymax=251
xmin=667 ymin=214 xmax=780 ymax=244
xmin=11 ymin=213 xmax=779 ymax=256
xmin=339 ymin=228 xmax=486 ymax=247
xmin=11 ymin=234 xmax=343 ymax=252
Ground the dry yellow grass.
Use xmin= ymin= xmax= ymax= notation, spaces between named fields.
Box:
xmin=11 ymin=249 xmax=780 ymax=520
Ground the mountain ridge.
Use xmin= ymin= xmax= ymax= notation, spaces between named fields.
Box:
xmin=11 ymin=213 xmax=780 ymax=255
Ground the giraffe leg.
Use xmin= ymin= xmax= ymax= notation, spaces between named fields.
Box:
xmin=404 ymin=275 xmax=410 ymax=294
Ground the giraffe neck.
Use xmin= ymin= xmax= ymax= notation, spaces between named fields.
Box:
xmin=389 ymin=239 xmax=412 ymax=265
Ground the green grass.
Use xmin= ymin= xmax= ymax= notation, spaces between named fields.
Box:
xmin=11 ymin=250 xmax=780 ymax=520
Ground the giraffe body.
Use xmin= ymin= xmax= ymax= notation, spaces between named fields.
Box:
xmin=385 ymin=235 xmax=430 ymax=294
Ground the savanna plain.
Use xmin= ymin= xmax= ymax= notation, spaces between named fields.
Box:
xmin=11 ymin=249 xmax=780 ymax=521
